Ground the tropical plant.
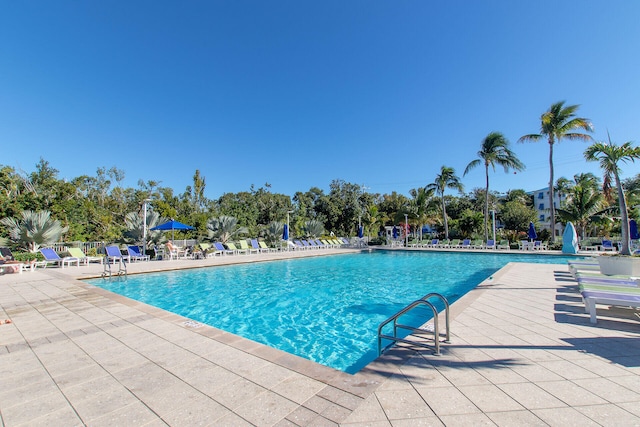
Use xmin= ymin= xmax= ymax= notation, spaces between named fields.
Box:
xmin=555 ymin=173 xmax=605 ymax=239
xmin=206 ymin=215 xmax=248 ymax=243
xmin=519 ymin=101 xmax=593 ymax=242
xmin=263 ymin=220 xmax=284 ymax=247
xmin=304 ymin=219 xmax=325 ymax=238
xmin=584 ymin=138 xmax=640 ymax=255
xmin=123 ymin=210 xmax=165 ymax=248
xmin=0 ymin=210 xmax=68 ymax=252
xmin=464 ymin=132 xmax=525 ymax=241
xmin=426 ymin=166 xmax=464 ymax=239
xmin=408 ymin=187 xmax=435 ymax=242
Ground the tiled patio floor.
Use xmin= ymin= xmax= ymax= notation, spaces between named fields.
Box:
xmin=1 ymin=251 xmax=639 ymax=426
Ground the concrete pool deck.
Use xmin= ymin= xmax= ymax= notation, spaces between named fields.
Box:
xmin=1 ymin=249 xmax=640 ymax=426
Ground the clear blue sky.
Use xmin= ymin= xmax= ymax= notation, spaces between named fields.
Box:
xmin=2 ymin=1 xmax=639 ymax=199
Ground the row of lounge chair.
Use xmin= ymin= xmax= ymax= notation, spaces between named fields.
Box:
xmin=411 ymin=239 xmax=512 ymax=250
xmin=190 ymin=238 xmax=349 ymax=259
xmin=568 ymin=259 xmax=640 ymax=324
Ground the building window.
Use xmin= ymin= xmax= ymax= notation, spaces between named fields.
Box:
xmin=539 ymin=214 xmax=545 ymax=221
xmin=538 ymin=192 xmax=544 ymax=199
xmin=538 ymin=203 xmax=544 ymax=210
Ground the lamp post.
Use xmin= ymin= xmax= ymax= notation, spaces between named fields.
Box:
xmin=142 ymin=199 xmax=152 ymax=257
xmin=404 ymin=213 xmax=409 ymax=247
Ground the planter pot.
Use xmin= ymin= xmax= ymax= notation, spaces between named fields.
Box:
xmin=597 ymin=256 xmax=640 ymax=276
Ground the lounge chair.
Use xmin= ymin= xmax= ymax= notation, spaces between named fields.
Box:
xmin=67 ymin=247 xmax=103 ymax=265
xmin=485 ymin=239 xmax=496 ymax=250
xmin=239 ymin=240 xmax=258 ymax=254
xmin=104 ymin=245 xmax=130 ymax=264
xmin=258 ymin=240 xmax=277 ymax=253
xmin=532 ymin=241 xmax=548 ymax=251
xmin=39 ymin=248 xmax=80 ymax=268
xmin=448 ymin=239 xmax=461 ymax=249
xmin=293 ymin=240 xmax=306 ymax=250
xmin=226 ymin=242 xmax=246 ymax=255
xmin=601 ymin=240 xmax=616 ymax=252
xmin=301 ymin=240 xmax=314 ymax=249
xmin=127 ymin=245 xmax=151 ymax=262
xmin=213 ymin=242 xmax=234 ymax=255
xmin=576 ymin=275 xmax=640 ymax=324
xmin=424 ymin=239 xmax=439 ymax=248
xmin=497 ymin=240 xmax=510 ymax=250
xmin=436 ymin=239 xmax=450 ymax=248
xmin=459 ymin=239 xmax=472 ymax=249
xmin=472 ymin=239 xmax=484 ymax=249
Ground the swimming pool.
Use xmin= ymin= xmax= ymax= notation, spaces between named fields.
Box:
xmin=89 ymin=251 xmax=581 ymax=373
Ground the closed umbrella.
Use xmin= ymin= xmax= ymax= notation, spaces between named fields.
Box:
xmin=528 ymin=222 xmax=537 ymax=241
xmin=357 ymin=225 xmax=364 ymax=239
xmin=282 ymin=224 xmax=289 ymax=241
xmin=150 ymin=219 xmax=194 ymax=241
xmin=630 ymin=219 xmax=639 ymax=240
xmin=392 ymin=226 xmax=398 ymax=240
xmin=562 ymin=222 xmax=579 ymax=254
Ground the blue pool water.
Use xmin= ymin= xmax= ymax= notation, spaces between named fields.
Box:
xmin=89 ymin=251 xmax=581 ymax=373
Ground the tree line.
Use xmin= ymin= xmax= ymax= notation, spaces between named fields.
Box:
xmin=1 ymin=101 xmax=639 ymax=255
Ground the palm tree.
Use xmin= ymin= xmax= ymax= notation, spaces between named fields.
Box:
xmin=206 ymin=215 xmax=248 ymax=243
xmin=409 ymin=187 xmax=435 ymax=242
xmin=426 ymin=166 xmax=464 ymax=239
xmin=464 ymin=132 xmax=525 ymax=241
xmin=123 ymin=210 xmax=165 ymax=248
xmin=0 ymin=210 xmax=68 ymax=252
xmin=584 ymin=138 xmax=640 ymax=255
xmin=263 ymin=221 xmax=284 ymax=248
xmin=304 ymin=219 xmax=325 ymax=238
xmin=519 ymin=101 xmax=593 ymax=242
xmin=555 ymin=173 xmax=605 ymax=239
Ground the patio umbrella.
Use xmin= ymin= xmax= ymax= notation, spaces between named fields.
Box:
xmin=527 ymin=222 xmax=537 ymax=241
xmin=282 ymin=224 xmax=289 ymax=241
xmin=562 ymin=222 xmax=579 ymax=254
xmin=357 ymin=225 xmax=364 ymax=239
xmin=150 ymin=219 xmax=194 ymax=241
xmin=630 ymin=219 xmax=639 ymax=240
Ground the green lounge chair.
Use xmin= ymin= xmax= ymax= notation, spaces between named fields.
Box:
xmin=67 ymin=247 xmax=104 ymax=265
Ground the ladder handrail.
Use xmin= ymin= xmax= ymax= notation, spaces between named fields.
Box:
xmin=377 ymin=292 xmax=450 ymax=356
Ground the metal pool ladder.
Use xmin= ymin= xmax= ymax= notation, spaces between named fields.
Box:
xmin=377 ymin=293 xmax=450 ymax=356
xmin=102 ymin=257 xmax=127 ymax=278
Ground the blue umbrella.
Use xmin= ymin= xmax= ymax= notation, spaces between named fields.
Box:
xmin=150 ymin=219 xmax=194 ymax=240
xmin=562 ymin=222 xmax=579 ymax=254
xmin=630 ymin=219 xmax=639 ymax=240
xmin=527 ymin=222 xmax=537 ymax=241
xmin=282 ymin=224 xmax=289 ymax=241
xmin=357 ymin=225 xmax=364 ymax=239
xmin=392 ymin=226 xmax=398 ymax=239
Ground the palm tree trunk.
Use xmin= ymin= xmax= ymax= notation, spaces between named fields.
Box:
xmin=615 ymin=171 xmax=632 ymax=255
xmin=548 ymin=140 xmax=556 ymax=243
xmin=484 ymin=164 xmax=490 ymax=242
xmin=442 ymin=195 xmax=449 ymax=239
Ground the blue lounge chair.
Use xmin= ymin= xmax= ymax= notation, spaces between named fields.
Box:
xmin=39 ymin=248 xmax=80 ymax=268
xmin=105 ymin=245 xmax=130 ymax=264
xmin=601 ymin=240 xmax=616 ymax=251
xmin=485 ymin=239 xmax=496 ymax=250
xmin=293 ymin=240 xmax=306 ymax=250
xmin=127 ymin=245 xmax=150 ymax=262
xmin=214 ymin=242 xmax=235 ymax=255
xmin=460 ymin=239 xmax=472 ymax=249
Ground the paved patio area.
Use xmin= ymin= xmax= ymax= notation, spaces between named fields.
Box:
xmin=1 ymin=250 xmax=639 ymax=426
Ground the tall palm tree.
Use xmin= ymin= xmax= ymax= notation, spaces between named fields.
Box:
xmin=519 ymin=101 xmax=593 ymax=242
xmin=426 ymin=166 xmax=464 ymax=239
xmin=585 ymin=138 xmax=640 ymax=255
xmin=464 ymin=132 xmax=525 ymax=241
xmin=0 ymin=210 xmax=68 ymax=252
